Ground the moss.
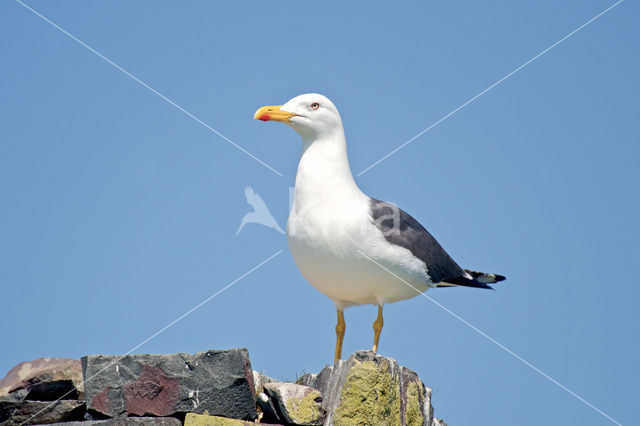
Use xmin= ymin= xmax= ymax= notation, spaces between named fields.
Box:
xmin=184 ymin=413 xmax=254 ymax=426
xmin=333 ymin=359 xmax=401 ymax=425
xmin=404 ymin=380 xmax=425 ymax=426
xmin=284 ymin=389 xmax=324 ymax=424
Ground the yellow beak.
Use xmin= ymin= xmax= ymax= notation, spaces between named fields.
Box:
xmin=254 ymin=105 xmax=297 ymax=122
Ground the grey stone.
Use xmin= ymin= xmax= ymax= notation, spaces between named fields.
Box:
xmin=432 ymin=419 xmax=447 ymax=426
xmin=299 ymin=351 xmax=434 ymax=426
xmin=25 ymin=380 xmax=78 ymax=401
xmin=0 ymin=390 xmax=27 ymax=403
xmin=0 ymin=399 xmax=85 ymax=425
xmin=0 ymin=358 xmax=83 ymax=398
xmin=251 ymin=371 xmax=275 ymax=396
xmin=256 ymin=392 xmax=283 ymax=424
xmin=252 ymin=372 xmax=282 ymax=424
xmin=50 ymin=416 xmax=182 ymax=426
xmin=82 ymin=349 xmax=256 ymax=420
xmin=263 ymin=382 xmax=325 ymax=425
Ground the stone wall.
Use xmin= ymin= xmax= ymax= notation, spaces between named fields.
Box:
xmin=0 ymin=350 xmax=446 ymax=426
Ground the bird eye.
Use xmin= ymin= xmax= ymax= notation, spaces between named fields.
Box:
xmin=310 ymin=102 xmax=320 ymax=110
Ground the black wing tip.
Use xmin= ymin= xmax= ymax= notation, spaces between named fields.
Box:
xmin=463 ymin=269 xmax=507 ymax=284
xmin=437 ymin=282 xmax=494 ymax=290
xmin=439 ymin=270 xmax=509 ymax=290
xmin=477 ymin=282 xmax=495 ymax=290
xmin=438 ymin=276 xmax=495 ymax=290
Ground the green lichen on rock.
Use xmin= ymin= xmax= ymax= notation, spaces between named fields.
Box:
xmin=404 ymin=379 xmax=425 ymax=426
xmin=184 ymin=413 xmax=256 ymax=426
xmin=283 ymin=388 xmax=324 ymax=424
xmin=333 ymin=358 xmax=401 ymax=425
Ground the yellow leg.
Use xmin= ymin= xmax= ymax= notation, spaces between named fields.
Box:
xmin=334 ymin=309 xmax=346 ymax=364
xmin=372 ymin=305 xmax=384 ymax=353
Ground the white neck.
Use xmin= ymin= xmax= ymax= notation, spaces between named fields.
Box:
xmin=288 ymin=126 xmax=370 ymax=238
xmin=294 ymin=127 xmax=363 ymax=204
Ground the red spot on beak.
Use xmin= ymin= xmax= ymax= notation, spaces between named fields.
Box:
xmin=259 ymin=114 xmax=271 ymax=122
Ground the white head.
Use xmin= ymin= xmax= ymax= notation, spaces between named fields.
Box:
xmin=254 ymin=93 xmax=344 ymax=141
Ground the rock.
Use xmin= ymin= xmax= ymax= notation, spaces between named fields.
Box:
xmin=0 ymin=390 xmax=27 ymax=403
xmin=251 ymin=371 xmax=275 ymax=396
xmin=82 ymin=349 xmax=256 ymax=420
xmin=263 ymin=382 xmax=325 ymax=425
xmin=0 ymin=399 xmax=84 ymax=425
xmin=51 ymin=417 xmax=182 ymax=425
xmin=299 ymin=351 xmax=433 ymax=426
xmin=25 ymin=380 xmax=78 ymax=401
xmin=252 ymin=372 xmax=281 ymax=423
xmin=256 ymin=391 xmax=283 ymax=424
xmin=0 ymin=358 xmax=83 ymax=398
xmin=184 ymin=412 xmax=278 ymax=425
xmin=110 ymin=419 xmax=181 ymax=426
xmin=431 ymin=419 xmax=447 ymax=426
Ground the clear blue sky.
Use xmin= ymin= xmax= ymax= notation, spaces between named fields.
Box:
xmin=1 ymin=1 xmax=638 ymax=425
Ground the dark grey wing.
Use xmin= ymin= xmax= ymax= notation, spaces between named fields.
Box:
xmin=369 ymin=198 xmax=465 ymax=284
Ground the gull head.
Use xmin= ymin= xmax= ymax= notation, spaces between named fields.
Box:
xmin=254 ymin=93 xmax=343 ymax=140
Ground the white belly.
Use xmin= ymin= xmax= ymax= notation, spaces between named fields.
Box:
xmin=287 ymin=194 xmax=433 ymax=308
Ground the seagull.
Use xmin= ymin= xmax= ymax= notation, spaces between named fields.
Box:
xmin=254 ymin=94 xmax=505 ymax=363
xmin=236 ymin=186 xmax=284 ymax=235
